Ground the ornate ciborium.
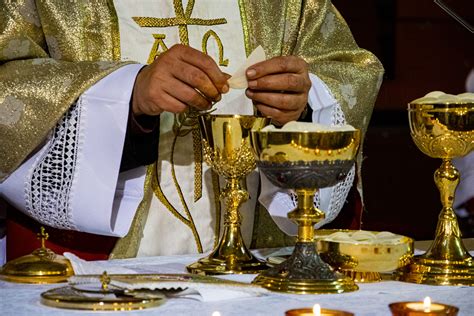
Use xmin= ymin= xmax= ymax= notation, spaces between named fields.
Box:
xmin=250 ymin=127 xmax=361 ymax=294
xmin=396 ymin=102 xmax=474 ymax=286
xmin=186 ymin=114 xmax=270 ymax=275
xmin=0 ymin=227 xmax=73 ymax=283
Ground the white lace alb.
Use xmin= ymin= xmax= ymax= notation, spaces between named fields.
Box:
xmin=25 ymin=100 xmax=83 ymax=229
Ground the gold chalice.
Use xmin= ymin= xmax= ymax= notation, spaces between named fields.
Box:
xmin=250 ymin=128 xmax=361 ymax=294
xmin=396 ymin=102 xmax=474 ymax=285
xmin=186 ymin=114 xmax=270 ymax=275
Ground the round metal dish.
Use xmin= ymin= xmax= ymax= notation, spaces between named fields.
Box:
xmin=41 ymin=286 xmax=166 ymax=311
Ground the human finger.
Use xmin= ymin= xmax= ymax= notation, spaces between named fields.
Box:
xmin=176 ymin=45 xmax=229 ymax=93
xmin=247 ymin=73 xmax=310 ymax=93
xmin=162 ymin=77 xmax=213 ymax=110
xmin=245 ymin=89 xmax=306 ymax=112
xmin=246 ymin=56 xmax=308 ymax=79
xmin=172 ymin=61 xmax=221 ymax=103
xmin=254 ymin=102 xmax=301 ymax=125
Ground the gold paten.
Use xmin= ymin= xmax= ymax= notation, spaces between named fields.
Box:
xmin=0 ymin=227 xmax=74 ymax=284
xmin=316 ymin=229 xmax=414 ymax=283
xmin=250 ymin=129 xmax=360 ymax=294
xmin=186 ymin=115 xmax=270 ymax=275
xmin=41 ymin=272 xmax=165 ymax=311
xmin=396 ymin=102 xmax=474 ymax=286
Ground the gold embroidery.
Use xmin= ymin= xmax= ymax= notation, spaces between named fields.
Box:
xmin=133 ymin=0 xmax=229 ymax=252
xmin=202 ymin=30 xmax=229 ymax=67
xmin=237 ymin=0 xmax=251 ymax=56
xmin=107 ymin=0 xmax=122 ymax=61
xmin=211 ymin=170 xmax=221 ymax=247
xmin=152 ymin=161 xmax=204 ymax=253
xmin=147 ymin=34 xmax=169 ymax=64
xmin=192 ymin=124 xmax=203 ymax=202
xmin=132 ymin=0 xmax=227 ymax=45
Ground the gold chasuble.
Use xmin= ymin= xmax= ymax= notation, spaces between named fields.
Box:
xmin=0 ymin=0 xmax=383 ymax=258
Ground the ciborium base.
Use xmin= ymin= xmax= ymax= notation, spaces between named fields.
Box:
xmin=252 ymin=242 xmax=358 ymax=294
xmin=396 ymin=255 xmax=474 ymax=286
xmin=340 ymin=270 xmax=382 ymax=283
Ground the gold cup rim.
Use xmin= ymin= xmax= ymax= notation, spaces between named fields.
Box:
xmin=408 ymin=102 xmax=474 ymax=110
xmin=252 ymin=129 xmax=360 ymax=136
xmin=285 ymin=307 xmax=354 ymax=316
xmin=199 ymin=113 xmax=266 ymax=118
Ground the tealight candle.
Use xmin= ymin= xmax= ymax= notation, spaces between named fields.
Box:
xmin=285 ymin=304 xmax=354 ymax=316
xmin=389 ymin=297 xmax=459 ymax=316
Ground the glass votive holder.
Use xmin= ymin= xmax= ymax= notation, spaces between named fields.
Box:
xmin=389 ymin=301 xmax=459 ymax=316
xmin=285 ymin=308 xmax=354 ymax=316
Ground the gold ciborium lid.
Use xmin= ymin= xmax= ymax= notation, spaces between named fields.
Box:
xmin=0 ymin=227 xmax=74 ymax=283
xmin=316 ymin=229 xmax=414 ymax=282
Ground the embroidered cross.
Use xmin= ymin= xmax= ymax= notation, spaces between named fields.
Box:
xmin=132 ymin=0 xmax=227 ymax=45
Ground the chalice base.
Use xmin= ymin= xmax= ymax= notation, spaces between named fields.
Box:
xmin=186 ymin=227 xmax=268 ymax=275
xmin=252 ymin=242 xmax=358 ymax=294
xmin=186 ymin=253 xmax=267 ymax=275
xmin=395 ymin=255 xmax=474 ymax=286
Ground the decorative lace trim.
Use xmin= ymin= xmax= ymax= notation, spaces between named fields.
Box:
xmin=332 ymin=102 xmax=346 ymax=126
xmin=316 ymin=166 xmax=355 ymax=228
xmin=25 ymin=100 xmax=83 ymax=230
xmin=290 ymin=102 xmax=353 ymax=225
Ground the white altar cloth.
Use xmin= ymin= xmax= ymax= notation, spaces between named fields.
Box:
xmin=1 ymin=248 xmax=473 ymax=316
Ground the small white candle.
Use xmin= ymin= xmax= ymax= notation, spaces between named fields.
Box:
xmin=406 ymin=297 xmax=444 ymax=312
xmin=212 ymin=312 xmax=222 ymax=316
xmin=313 ymin=304 xmax=321 ymax=316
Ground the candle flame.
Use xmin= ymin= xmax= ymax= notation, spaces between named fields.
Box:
xmin=423 ymin=297 xmax=431 ymax=312
xmin=313 ymin=304 xmax=321 ymax=316
xmin=212 ymin=312 xmax=221 ymax=316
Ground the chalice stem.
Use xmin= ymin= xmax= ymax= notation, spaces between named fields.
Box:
xmin=289 ymin=189 xmax=325 ymax=242
xmin=222 ymin=178 xmax=247 ymax=225
xmin=434 ymin=159 xmax=459 ymax=213
xmin=218 ymin=177 xmax=252 ymax=257
xmin=425 ymin=159 xmax=470 ymax=260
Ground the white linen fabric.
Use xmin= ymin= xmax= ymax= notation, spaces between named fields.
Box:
xmin=2 ymin=249 xmax=473 ymax=316
xmin=64 ymin=252 xmax=269 ymax=302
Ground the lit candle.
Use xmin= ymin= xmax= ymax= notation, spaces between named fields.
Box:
xmin=285 ymin=305 xmax=354 ymax=316
xmin=389 ymin=297 xmax=459 ymax=316
xmin=405 ymin=297 xmax=444 ymax=312
xmin=313 ymin=304 xmax=321 ymax=316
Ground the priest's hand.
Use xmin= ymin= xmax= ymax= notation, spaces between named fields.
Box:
xmin=132 ymin=44 xmax=229 ymax=116
xmin=245 ymin=56 xmax=311 ymax=125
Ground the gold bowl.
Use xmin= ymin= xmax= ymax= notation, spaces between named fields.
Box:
xmin=250 ymin=130 xmax=360 ymax=189
xmin=250 ymin=128 xmax=361 ymax=293
xmin=408 ymin=103 xmax=474 ymax=158
xmin=316 ymin=230 xmax=414 ymax=281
